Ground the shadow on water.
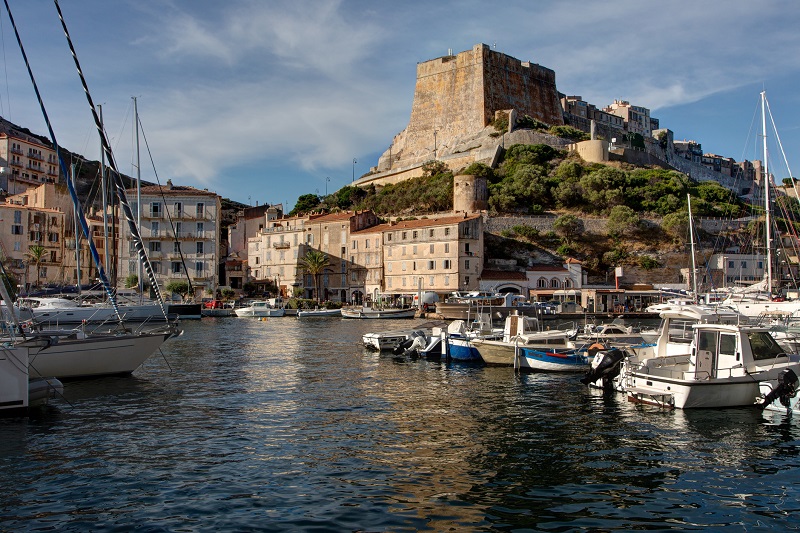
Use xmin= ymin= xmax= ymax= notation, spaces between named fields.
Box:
xmin=2 ymin=317 xmax=800 ymax=530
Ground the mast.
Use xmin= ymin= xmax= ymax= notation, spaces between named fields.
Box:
xmin=99 ymin=104 xmax=110 ymax=287
xmin=133 ymin=96 xmax=143 ymax=298
xmin=688 ymin=193 xmax=698 ymax=302
xmin=762 ymin=91 xmax=774 ymax=296
xmin=71 ymin=163 xmax=81 ymax=293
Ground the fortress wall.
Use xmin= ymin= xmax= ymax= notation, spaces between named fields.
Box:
xmin=482 ymin=46 xmax=564 ymax=127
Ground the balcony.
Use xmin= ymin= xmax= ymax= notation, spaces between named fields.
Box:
xmin=273 ymin=241 xmax=290 ymax=249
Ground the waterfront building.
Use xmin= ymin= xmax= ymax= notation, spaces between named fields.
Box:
xmin=377 ymin=214 xmax=484 ymax=300
xmin=118 ymin=181 xmax=221 ymax=300
xmin=0 ymin=131 xmax=60 ymax=196
xmin=248 ymin=210 xmax=381 ymax=301
xmin=526 ymin=259 xmax=584 ymax=302
xmin=227 ymin=204 xmax=283 ymax=291
xmin=603 ymin=100 xmax=655 ymax=138
xmin=0 ymin=200 xmax=65 ymax=291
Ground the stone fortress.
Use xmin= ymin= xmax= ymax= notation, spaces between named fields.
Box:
xmin=359 ymin=43 xmax=762 ymax=204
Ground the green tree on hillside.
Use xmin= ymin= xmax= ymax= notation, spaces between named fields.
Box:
xmin=289 ymin=194 xmax=322 ymax=216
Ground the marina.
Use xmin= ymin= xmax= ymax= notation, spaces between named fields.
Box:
xmin=2 ymin=317 xmax=800 ymax=530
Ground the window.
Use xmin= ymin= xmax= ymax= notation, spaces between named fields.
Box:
xmin=728 ymin=260 xmax=734 ymax=269
xmin=444 ymin=228 xmax=450 ymax=236
xmin=402 ymin=262 xmax=407 ymax=271
xmin=341 ymin=246 xmax=346 ymax=255
xmin=353 ymin=241 xmax=358 ymax=249
xmin=152 ymin=202 xmax=162 ymax=217
xmin=428 ymin=260 xmax=435 ymax=270
xmin=402 ymin=231 xmax=407 ymax=240
xmin=430 ymin=244 xmax=435 ymax=254
xmin=741 ymin=261 xmax=747 ymax=268
xmin=48 ymin=233 xmax=58 ymax=242
xmin=30 ymin=231 xmax=42 ymax=242
xmin=196 ymin=203 xmax=205 ymax=217
xmin=538 ymin=278 xmax=547 ymax=288
xmin=13 ymin=211 xmax=21 ymax=224
xmin=463 ymin=225 xmax=470 ymax=236
xmin=387 ymin=263 xmax=392 ymax=272
xmin=429 ymin=229 xmax=434 ymax=238
xmin=195 ymin=261 xmax=204 ymax=274
xmin=197 ymin=222 xmax=204 ymax=235
xmin=412 ymin=245 xmax=417 ymax=254
xmin=758 ymin=261 xmax=764 ymax=269
xmin=551 ymin=278 xmax=560 ymax=288
xmin=151 ymin=221 xmax=160 ymax=236
xmin=13 ymin=241 xmax=21 ymax=251
xmin=465 ymin=259 xmax=470 ymax=270
xmin=387 ymin=233 xmax=392 ymax=241
xmin=444 ymin=275 xmax=450 ymax=286
xmin=173 ymin=242 xmax=181 ymax=253
xmin=413 ymin=231 xmax=418 ymax=239
xmin=50 ymin=251 xmax=57 ymax=262
xmin=171 ymin=262 xmax=182 ymax=274
xmin=429 ymin=276 xmax=434 ymax=286
xmin=196 ymin=242 xmax=204 ymax=254
xmin=465 ymin=243 xmax=470 ymax=254
xmin=365 ymin=239 xmax=369 ymax=249
xmin=149 ymin=241 xmax=161 ymax=252
xmin=464 ymin=276 xmax=469 ymax=285
xmin=174 ymin=202 xmax=183 ymax=216
xmin=11 ymin=225 xmax=23 ymax=235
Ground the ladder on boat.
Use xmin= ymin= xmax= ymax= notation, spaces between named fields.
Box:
xmin=626 ymin=385 xmax=675 ymax=409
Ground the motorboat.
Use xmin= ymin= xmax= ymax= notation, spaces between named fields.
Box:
xmin=16 ymin=296 xmax=171 ymax=325
xmin=514 ymin=345 xmax=590 ymax=372
xmin=619 ymin=305 xmax=800 ymax=409
xmin=362 ymin=321 xmax=447 ymax=351
xmin=469 ymin=312 xmax=578 ymax=366
xmin=0 ymin=343 xmax=32 ymax=416
xmin=234 ymin=300 xmax=286 ymax=318
xmin=434 ymin=291 xmax=533 ymax=320
xmin=297 ymin=308 xmax=342 ymax=318
xmin=341 ymin=306 xmax=416 ymax=319
xmin=576 ymin=320 xmax=652 ymax=347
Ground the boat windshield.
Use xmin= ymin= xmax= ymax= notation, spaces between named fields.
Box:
xmin=747 ymin=331 xmax=786 ymax=360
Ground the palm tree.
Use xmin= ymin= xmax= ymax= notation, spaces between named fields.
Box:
xmin=26 ymin=244 xmax=47 ymax=288
xmin=299 ymin=250 xmax=330 ymax=303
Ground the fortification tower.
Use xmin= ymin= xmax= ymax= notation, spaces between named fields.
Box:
xmin=453 ymin=173 xmax=488 ymax=214
xmin=376 ymin=44 xmax=564 ymax=173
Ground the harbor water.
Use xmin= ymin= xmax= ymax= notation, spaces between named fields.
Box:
xmin=2 ymin=317 xmax=800 ymax=531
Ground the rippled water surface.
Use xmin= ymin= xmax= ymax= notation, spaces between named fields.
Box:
xmin=2 ymin=317 xmax=800 ymax=531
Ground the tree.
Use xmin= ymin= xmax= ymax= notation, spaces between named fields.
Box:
xmin=124 ymin=273 xmax=139 ymax=289
xmin=553 ymin=214 xmax=583 ymax=244
xmin=299 ymin=250 xmax=330 ymax=303
xmin=25 ymin=244 xmax=47 ymax=287
xmin=165 ymin=280 xmax=190 ymax=301
xmin=606 ymin=205 xmax=640 ymax=238
xmin=289 ymin=194 xmax=322 ymax=216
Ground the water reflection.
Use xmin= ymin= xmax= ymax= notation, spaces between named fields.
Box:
xmin=1 ymin=318 xmax=800 ymax=530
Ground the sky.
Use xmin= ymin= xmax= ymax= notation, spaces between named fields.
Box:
xmin=1 ymin=0 xmax=799 ymax=211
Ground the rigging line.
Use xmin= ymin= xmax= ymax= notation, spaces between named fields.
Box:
xmin=53 ymin=0 xmax=168 ymax=320
xmin=0 ymin=4 xmax=9 ymax=117
xmin=1 ymin=0 xmax=122 ymax=322
xmin=137 ymin=114 xmax=194 ymax=296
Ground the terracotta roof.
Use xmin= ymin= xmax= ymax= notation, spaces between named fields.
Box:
xmin=308 ymin=211 xmax=358 ymax=223
xmin=126 ymin=184 xmax=219 ymax=197
xmin=480 ymin=269 xmax=528 ymax=280
xmin=565 ymin=258 xmax=582 ymax=264
xmin=527 ymin=265 xmax=567 ymax=272
xmin=351 ymin=213 xmax=481 ymax=234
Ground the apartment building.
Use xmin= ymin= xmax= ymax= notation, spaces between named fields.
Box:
xmin=248 ymin=210 xmax=380 ymax=301
xmin=604 ymin=100 xmax=654 ymax=138
xmin=0 ymin=132 xmax=60 ymax=195
xmin=0 ymin=200 xmax=65 ymax=291
xmin=118 ymin=181 xmax=221 ymax=300
xmin=378 ymin=214 xmax=483 ymax=299
xmin=227 ymin=204 xmax=283 ymax=290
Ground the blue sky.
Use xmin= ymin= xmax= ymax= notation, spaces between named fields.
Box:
xmin=1 ymin=1 xmax=799 ymax=210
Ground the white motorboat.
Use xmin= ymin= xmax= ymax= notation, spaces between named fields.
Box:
xmin=234 ymin=300 xmax=286 ymax=318
xmin=469 ymin=312 xmax=577 ymax=366
xmin=297 ymin=308 xmax=342 ymax=318
xmin=22 ymin=326 xmax=179 ymax=379
xmin=16 ymin=296 xmax=170 ymax=325
xmin=342 ymin=306 xmax=416 ymax=319
xmin=576 ymin=320 xmax=651 ymax=347
xmin=617 ymin=305 xmax=800 ymax=409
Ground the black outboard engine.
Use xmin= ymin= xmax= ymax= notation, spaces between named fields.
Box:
xmin=393 ymin=331 xmax=426 ymax=355
xmin=580 ymin=346 xmax=625 ymax=388
xmin=758 ymin=368 xmax=799 ymax=409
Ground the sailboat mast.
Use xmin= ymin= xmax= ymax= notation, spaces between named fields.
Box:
xmin=133 ymin=96 xmax=143 ymax=298
xmin=688 ymin=193 xmax=698 ymax=302
xmin=99 ymin=104 xmax=110 ymax=287
xmin=71 ymin=163 xmax=81 ymax=293
xmin=762 ymin=91 xmax=773 ymax=296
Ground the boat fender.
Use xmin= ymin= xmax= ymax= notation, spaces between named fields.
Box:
xmin=757 ymin=368 xmax=799 ymax=409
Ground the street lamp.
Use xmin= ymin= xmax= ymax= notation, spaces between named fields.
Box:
xmin=352 ymin=158 xmax=357 ymax=182
xmin=325 ymin=176 xmax=330 ymax=196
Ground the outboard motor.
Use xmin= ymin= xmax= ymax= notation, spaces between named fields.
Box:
xmin=393 ymin=330 xmax=426 ymax=355
xmin=758 ymin=368 xmax=799 ymax=409
xmin=580 ymin=345 xmax=625 ymax=388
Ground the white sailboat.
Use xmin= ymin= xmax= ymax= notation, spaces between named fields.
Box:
xmin=721 ymin=91 xmax=800 ymax=317
xmin=1 ymin=1 xmax=179 ymax=379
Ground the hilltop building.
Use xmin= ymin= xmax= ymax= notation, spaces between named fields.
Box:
xmin=0 ymin=132 xmax=60 ymax=196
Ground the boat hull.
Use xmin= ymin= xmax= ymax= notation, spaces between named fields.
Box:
xmin=26 ymin=331 xmax=174 ymax=379
xmin=0 ymin=345 xmax=29 ymax=415
xmin=446 ymin=337 xmax=482 ymax=362
xmin=297 ymin=309 xmax=342 ymax=318
xmin=517 ymin=347 xmax=589 ymax=372
xmin=234 ymin=308 xmax=286 ymax=317
xmin=341 ymin=308 xmax=416 ymax=319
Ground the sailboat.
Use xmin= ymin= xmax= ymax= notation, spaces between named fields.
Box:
xmin=720 ymin=91 xmax=800 ymax=318
xmin=0 ymin=1 xmax=179 ymax=379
